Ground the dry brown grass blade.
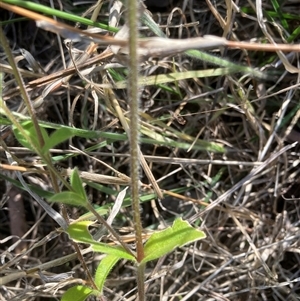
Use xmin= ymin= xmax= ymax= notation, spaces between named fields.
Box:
xmin=2 ymin=1 xmax=300 ymax=61
xmin=0 ymin=2 xmax=127 ymax=46
xmin=2 ymin=1 xmax=300 ymax=300
xmin=61 ymin=168 xmax=130 ymax=186
xmin=0 ymin=163 xmax=131 ymax=186
xmin=27 ymin=51 xmax=114 ymax=88
xmin=226 ymin=39 xmax=300 ymax=53
xmin=105 ymin=82 xmax=164 ymax=199
xmin=189 ymin=142 xmax=298 ymax=223
xmin=230 ymin=213 xmax=278 ymax=281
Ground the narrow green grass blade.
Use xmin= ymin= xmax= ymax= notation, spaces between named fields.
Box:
xmin=141 ymin=12 xmax=166 ymax=38
xmin=269 ymin=0 xmax=289 ymax=30
xmin=185 ymin=50 xmax=267 ymax=79
xmin=141 ymin=11 xmax=266 ymax=79
xmin=266 ymin=11 xmax=300 ymax=21
xmin=1 ymin=0 xmax=118 ymax=32
xmin=0 ymin=173 xmax=54 ymax=198
xmin=116 ymin=68 xmax=235 ymax=89
xmin=0 ymin=17 xmax=27 ymax=26
xmin=2 ymin=116 xmax=225 ymax=152
xmin=287 ymin=25 xmax=300 ymax=43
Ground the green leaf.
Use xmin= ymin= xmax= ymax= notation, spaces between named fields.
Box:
xmin=140 ymin=12 xmax=266 ymax=80
xmin=13 ymin=120 xmax=49 ymax=151
xmin=142 ymin=218 xmax=206 ymax=264
xmin=92 ymin=243 xmax=135 ymax=261
xmin=67 ymin=221 xmax=136 ymax=261
xmin=0 ymin=116 xmax=11 ymax=125
xmin=75 ymin=205 xmax=109 ymax=222
xmin=115 ymin=68 xmax=267 ymax=89
xmin=70 ymin=168 xmax=86 ymax=199
xmin=67 ymin=221 xmax=95 ymax=243
xmin=92 ymin=241 xmax=136 ymax=261
xmin=0 ymin=172 xmax=55 ymax=198
xmin=61 ymin=285 xmax=98 ymax=301
xmin=11 ymin=118 xmax=224 ymax=152
xmin=2 ymin=0 xmax=118 ymax=33
xmin=41 ymin=127 xmax=74 ymax=153
xmin=94 ymin=254 xmax=120 ymax=292
xmin=48 ymin=191 xmax=87 ymax=207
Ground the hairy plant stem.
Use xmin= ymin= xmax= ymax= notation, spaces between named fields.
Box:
xmin=127 ymin=0 xmax=145 ymax=300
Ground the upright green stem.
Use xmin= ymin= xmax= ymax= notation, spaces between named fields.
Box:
xmin=127 ymin=0 xmax=145 ymax=300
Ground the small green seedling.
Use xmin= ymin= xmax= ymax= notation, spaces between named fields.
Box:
xmin=48 ymin=169 xmax=206 ymax=301
xmin=61 ymin=219 xmax=205 ymax=300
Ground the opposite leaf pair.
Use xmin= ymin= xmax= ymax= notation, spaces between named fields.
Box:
xmin=62 ymin=218 xmax=206 ymax=300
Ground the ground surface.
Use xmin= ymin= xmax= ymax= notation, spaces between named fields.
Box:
xmin=0 ymin=0 xmax=300 ymax=300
